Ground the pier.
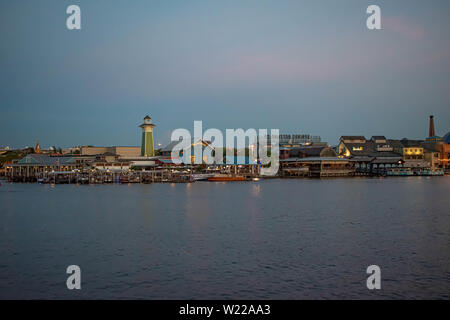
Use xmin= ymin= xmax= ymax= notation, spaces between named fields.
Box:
xmin=6 ymin=166 xmax=262 ymax=184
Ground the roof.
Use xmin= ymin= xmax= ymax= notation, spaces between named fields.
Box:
xmin=157 ymin=158 xmax=177 ymax=164
xmin=371 ymin=157 xmax=403 ymax=164
xmin=349 ymin=156 xmax=374 ymax=162
xmin=280 ymin=157 xmax=350 ymax=163
xmin=101 ymin=152 xmax=117 ymax=156
xmin=161 ymin=140 xmax=182 ymax=153
xmin=16 ymin=154 xmax=77 ymax=166
xmin=341 ymin=140 xmax=402 ymax=157
xmin=283 ymin=146 xmax=326 ymax=158
xmin=443 ymin=132 xmax=450 ymax=144
xmin=389 ymin=139 xmax=407 ymax=150
xmin=421 ymin=142 xmax=439 ymax=152
xmin=81 ymin=146 xmax=140 ymax=149
xmin=341 ymin=136 xmax=366 ymax=140
xmin=161 ymin=139 xmax=213 ymax=153
xmin=371 ymin=136 xmax=387 ymax=140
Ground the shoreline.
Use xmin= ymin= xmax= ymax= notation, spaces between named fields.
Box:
xmin=1 ymin=174 xmax=448 ymax=186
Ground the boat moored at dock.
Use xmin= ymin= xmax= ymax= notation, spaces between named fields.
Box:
xmin=207 ymin=175 xmax=247 ymax=182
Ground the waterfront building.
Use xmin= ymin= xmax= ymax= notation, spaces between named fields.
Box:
xmin=62 ymin=147 xmax=81 ymax=154
xmin=79 ymin=152 xmax=157 ymax=172
xmin=280 ymin=156 xmax=354 ymax=177
xmin=396 ymin=138 xmax=424 ymax=153
xmin=443 ymin=132 xmax=450 ymax=144
xmin=278 ymin=134 xmax=321 ymax=147
xmin=338 ymin=136 xmax=402 ymax=158
xmin=280 ymin=145 xmax=336 ymax=159
xmin=90 ymin=156 xmax=132 ymax=172
xmin=402 ymin=146 xmax=429 ymax=169
xmin=75 ymin=116 xmax=157 ymax=159
xmin=155 ymin=158 xmax=182 ymax=167
xmin=338 ymin=116 xmax=448 ymax=172
xmin=81 ymin=146 xmax=141 ymax=157
xmin=340 ymin=136 xmax=367 ymax=144
xmin=140 ymin=115 xmax=156 ymax=157
xmin=421 ymin=115 xmax=449 ymax=170
xmin=438 ymin=133 xmax=450 ymax=170
xmin=262 ymin=133 xmax=322 ymax=149
xmin=160 ymin=139 xmax=214 ymax=164
xmin=80 ymin=146 xmax=141 ymax=157
xmin=422 ymin=145 xmax=441 ymax=170
xmin=403 ymin=146 xmax=424 ymax=159
xmin=6 ymin=154 xmax=83 ymax=181
xmin=338 ymin=136 xmax=405 ymax=174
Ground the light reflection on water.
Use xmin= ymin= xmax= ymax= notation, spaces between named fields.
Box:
xmin=0 ymin=177 xmax=449 ymax=299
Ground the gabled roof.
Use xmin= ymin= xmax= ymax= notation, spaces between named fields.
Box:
xmin=284 ymin=146 xmax=331 ymax=158
xmin=341 ymin=136 xmax=366 ymax=140
xmin=371 ymin=157 xmax=403 ymax=164
xmin=421 ymin=143 xmax=439 ymax=152
xmin=387 ymin=139 xmax=407 ymax=149
xmin=286 ymin=146 xmax=324 ymax=157
xmin=17 ymin=154 xmax=77 ymax=165
xmin=160 ymin=140 xmax=181 ymax=153
xmin=280 ymin=157 xmax=349 ymax=162
xmin=157 ymin=158 xmax=177 ymax=164
xmin=443 ymin=132 xmax=450 ymax=144
xmin=341 ymin=140 xmax=402 ymax=157
xmin=161 ymin=139 xmax=213 ymax=153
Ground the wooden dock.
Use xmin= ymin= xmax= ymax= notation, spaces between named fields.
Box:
xmin=7 ymin=167 xmax=261 ymax=184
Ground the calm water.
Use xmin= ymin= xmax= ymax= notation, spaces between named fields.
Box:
xmin=0 ymin=177 xmax=449 ymax=299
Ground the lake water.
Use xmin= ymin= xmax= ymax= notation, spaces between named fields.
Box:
xmin=0 ymin=177 xmax=449 ymax=299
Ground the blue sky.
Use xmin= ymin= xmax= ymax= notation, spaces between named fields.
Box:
xmin=1 ymin=0 xmax=449 ymax=148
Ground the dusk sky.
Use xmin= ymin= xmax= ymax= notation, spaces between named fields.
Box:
xmin=1 ymin=0 xmax=449 ymax=149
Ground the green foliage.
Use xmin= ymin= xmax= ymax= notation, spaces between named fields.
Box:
xmin=0 ymin=150 xmax=26 ymax=166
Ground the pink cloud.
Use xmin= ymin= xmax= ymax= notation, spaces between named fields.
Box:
xmin=207 ymin=45 xmax=397 ymax=87
xmin=383 ymin=17 xmax=425 ymax=40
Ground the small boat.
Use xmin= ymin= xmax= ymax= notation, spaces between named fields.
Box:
xmin=55 ymin=176 xmax=70 ymax=184
xmin=79 ymin=177 xmax=90 ymax=184
xmin=386 ymin=168 xmax=414 ymax=176
xmin=415 ymin=169 xmax=444 ymax=176
xmin=208 ymin=175 xmax=246 ymax=182
xmin=191 ymin=173 xmax=215 ymax=181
